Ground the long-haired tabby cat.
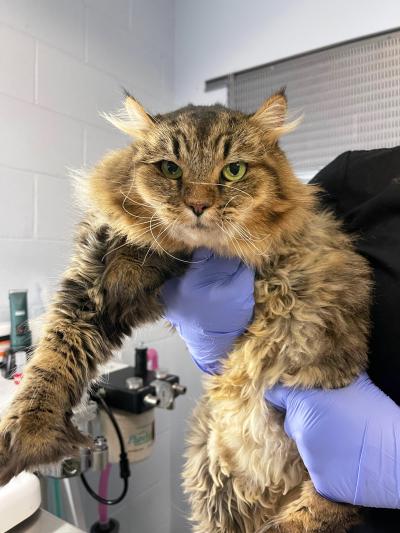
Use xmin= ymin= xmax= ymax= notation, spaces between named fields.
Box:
xmin=0 ymin=90 xmax=370 ymax=532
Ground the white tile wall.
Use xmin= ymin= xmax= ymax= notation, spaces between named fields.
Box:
xmin=35 ymin=174 xmax=77 ymax=241
xmin=84 ymin=124 xmax=128 ymax=168
xmin=0 ymin=94 xmax=84 ymax=177
xmin=0 ymin=239 xmax=72 ymax=322
xmin=86 ymin=6 xmax=170 ymax=108
xmin=0 ymin=167 xmax=34 ymax=239
xmin=0 ymin=0 xmax=85 ymax=59
xmin=0 ymin=24 xmax=35 ymax=102
xmin=37 ymin=43 xmax=122 ymax=128
xmin=84 ymin=0 xmax=132 ymax=31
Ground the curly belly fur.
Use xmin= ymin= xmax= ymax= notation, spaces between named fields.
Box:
xmin=183 ymin=358 xmax=306 ymax=532
xmin=183 ymin=394 xmax=308 ymax=533
xmin=207 ymin=387 xmax=304 ymax=504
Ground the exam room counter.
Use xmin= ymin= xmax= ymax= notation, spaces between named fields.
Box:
xmin=7 ymin=508 xmax=85 ymax=533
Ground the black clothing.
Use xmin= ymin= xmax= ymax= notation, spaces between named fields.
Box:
xmin=310 ymin=148 xmax=400 ymax=532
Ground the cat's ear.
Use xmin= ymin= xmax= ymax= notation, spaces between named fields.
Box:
xmin=251 ymin=88 xmax=300 ymax=141
xmin=102 ymin=93 xmax=155 ymax=138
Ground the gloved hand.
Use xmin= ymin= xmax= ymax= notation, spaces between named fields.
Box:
xmin=265 ymin=373 xmax=400 ymax=508
xmin=160 ymin=247 xmax=255 ymax=374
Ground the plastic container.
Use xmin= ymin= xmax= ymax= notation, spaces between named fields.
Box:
xmin=100 ymin=408 xmax=154 ymax=464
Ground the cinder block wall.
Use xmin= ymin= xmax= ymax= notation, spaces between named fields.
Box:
xmin=0 ymin=2 xmax=193 ymax=533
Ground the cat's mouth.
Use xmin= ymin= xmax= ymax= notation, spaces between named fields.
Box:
xmin=165 ymin=209 xmax=224 ymax=247
xmin=192 ymin=219 xmax=207 ymax=229
xmin=177 ymin=207 xmax=216 ymax=230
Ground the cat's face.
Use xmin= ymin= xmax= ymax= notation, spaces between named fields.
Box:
xmin=102 ymin=92 xmax=313 ymax=264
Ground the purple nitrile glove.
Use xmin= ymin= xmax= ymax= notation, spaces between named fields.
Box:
xmin=265 ymin=373 xmax=400 ymax=508
xmin=160 ymin=247 xmax=255 ymax=375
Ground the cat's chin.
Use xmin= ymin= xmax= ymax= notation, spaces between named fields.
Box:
xmin=171 ymin=223 xmax=222 ymax=249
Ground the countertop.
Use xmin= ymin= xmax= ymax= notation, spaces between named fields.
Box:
xmin=7 ymin=508 xmax=86 ymax=533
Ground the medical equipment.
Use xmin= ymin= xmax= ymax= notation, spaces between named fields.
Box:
xmin=0 ymin=343 xmax=187 ymax=533
xmin=42 ymin=345 xmax=186 ymax=532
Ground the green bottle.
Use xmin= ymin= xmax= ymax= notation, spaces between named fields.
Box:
xmin=9 ymin=290 xmax=32 ymax=351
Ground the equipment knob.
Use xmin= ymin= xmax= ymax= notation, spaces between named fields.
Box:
xmin=143 ymin=394 xmax=160 ymax=407
xmin=126 ymin=376 xmax=143 ymax=390
xmin=91 ymin=436 xmax=109 ymax=472
xmin=172 ymin=383 xmax=187 ymax=396
xmin=155 ymin=368 xmax=168 ymax=379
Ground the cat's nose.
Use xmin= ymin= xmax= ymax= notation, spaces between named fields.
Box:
xmin=187 ymin=202 xmax=210 ymax=216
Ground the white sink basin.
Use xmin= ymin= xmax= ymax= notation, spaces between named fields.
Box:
xmin=0 ymin=472 xmax=41 ymax=532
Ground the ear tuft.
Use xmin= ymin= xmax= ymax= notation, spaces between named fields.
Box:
xmin=251 ymin=88 xmax=301 ymax=140
xmin=121 ymin=86 xmax=133 ymax=99
xmin=101 ymin=94 xmax=155 ymax=138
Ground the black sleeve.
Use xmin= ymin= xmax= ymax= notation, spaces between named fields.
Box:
xmin=310 ymin=147 xmax=400 ymax=406
xmin=311 ymin=149 xmax=400 ymax=533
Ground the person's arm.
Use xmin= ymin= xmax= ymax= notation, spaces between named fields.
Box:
xmin=161 ymin=252 xmax=400 ymax=509
xmin=265 ymin=376 xmax=400 ymax=508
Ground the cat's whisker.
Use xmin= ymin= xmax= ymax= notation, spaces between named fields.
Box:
xmin=100 ymin=223 xmax=167 ymax=264
xmin=142 ymin=216 xmax=178 ymax=266
xmin=120 ymin=189 xmax=159 ymax=211
xmin=216 ymin=221 xmax=245 ymax=263
xmin=149 ymin=213 xmax=205 ymax=264
xmin=224 ymin=219 xmax=268 ymax=257
xmin=101 ymin=240 xmax=130 ymax=262
xmin=225 ymin=219 xmax=261 ymax=247
xmin=225 ymin=216 xmax=269 ymax=242
xmin=141 ymin=245 xmax=153 ymax=267
xmin=132 ymin=219 xmax=164 ymax=241
xmin=220 ymin=217 xmax=260 ymax=262
xmin=225 ymin=217 xmax=254 ymax=238
xmin=230 ymin=230 xmax=248 ymax=261
xmin=120 ymin=162 xmax=154 ymax=220
xmin=222 ymin=195 xmax=240 ymax=215
xmin=121 ymin=203 xmax=150 ymax=221
xmin=120 ymin=192 xmax=155 ymax=221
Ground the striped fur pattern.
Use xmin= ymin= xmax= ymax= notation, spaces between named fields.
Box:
xmin=0 ymin=92 xmax=370 ymax=532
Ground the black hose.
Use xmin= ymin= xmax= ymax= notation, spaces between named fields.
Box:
xmin=80 ymin=391 xmax=131 ymax=505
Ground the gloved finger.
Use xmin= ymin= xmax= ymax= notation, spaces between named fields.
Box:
xmin=194 ymin=253 xmax=243 ymax=280
xmin=264 ymin=384 xmax=291 ymax=411
xmin=227 ymin=261 xmax=255 ymax=291
xmin=160 ymin=248 xmax=212 ymax=301
xmin=190 ymin=247 xmax=213 ymax=265
xmin=159 ymin=275 xmax=180 ymax=306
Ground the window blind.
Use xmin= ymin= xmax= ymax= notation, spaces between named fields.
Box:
xmin=206 ymin=30 xmax=400 ymax=180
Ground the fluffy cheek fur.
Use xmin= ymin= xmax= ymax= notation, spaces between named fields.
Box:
xmin=133 ymin=164 xmax=180 ymax=212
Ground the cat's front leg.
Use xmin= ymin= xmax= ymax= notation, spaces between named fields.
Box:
xmin=0 ymin=219 xmax=186 ymax=485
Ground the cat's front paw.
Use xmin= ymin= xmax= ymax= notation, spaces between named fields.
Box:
xmin=0 ymin=404 xmax=90 ymax=486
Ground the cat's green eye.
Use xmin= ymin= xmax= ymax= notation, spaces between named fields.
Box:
xmin=222 ymin=161 xmax=247 ymax=181
xmin=161 ymin=160 xmax=183 ymax=179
